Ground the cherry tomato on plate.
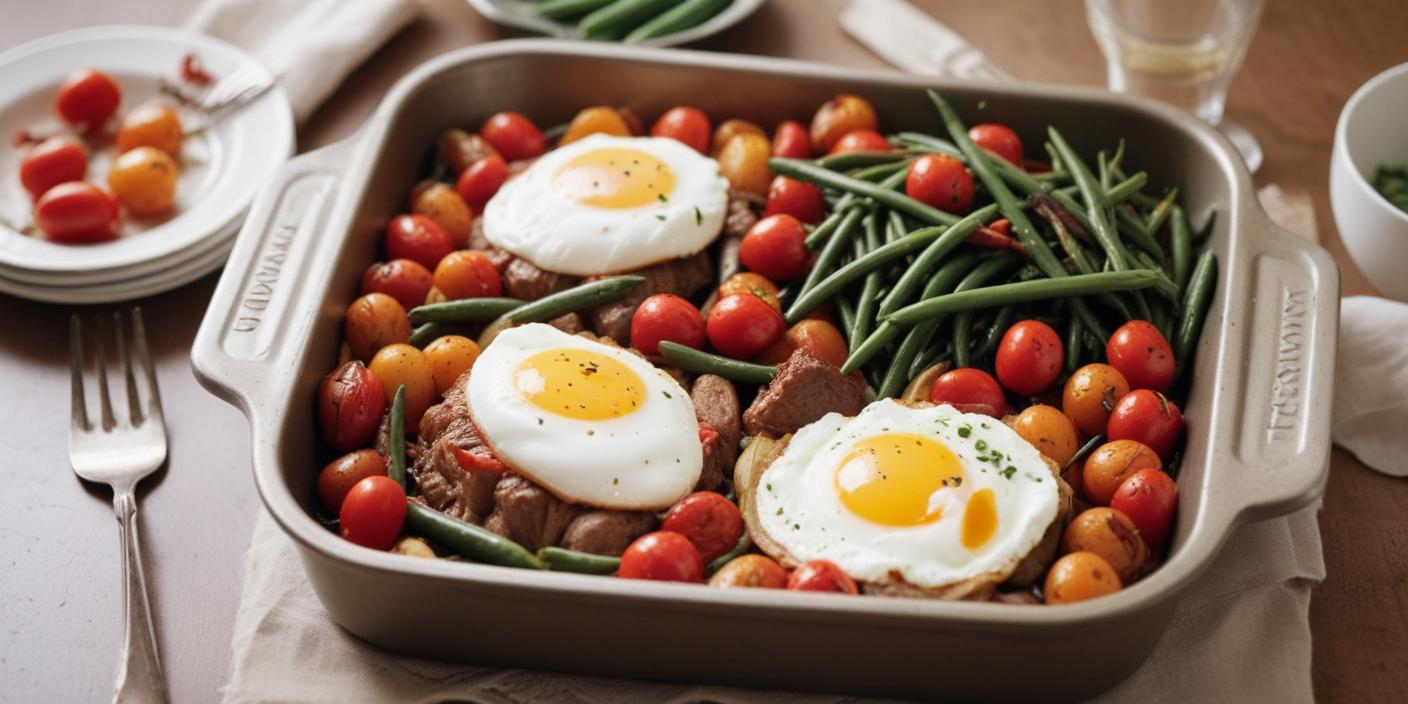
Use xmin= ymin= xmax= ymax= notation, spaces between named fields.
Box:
xmin=762 ymin=175 xmax=826 ymax=224
xmin=385 ymin=214 xmax=454 ymax=270
xmin=116 ymin=102 xmax=183 ymax=156
xmin=650 ymin=106 xmax=711 ymax=154
xmin=33 ymin=181 xmax=118 ymax=244
xmin=630 ymin=293 xmax=706 ymax=356
xmin=1106 ymin=390 xmax=1183 ymax=459
xmin=433 ymin=250 xmax=502 ymax=300
xmin=617 ymin=531 xmax=704 ymax=583
xmin=739 ymin=214 xmax=810 ymax=281
xmin=772 ymin=119 xmax=812 ymax=158
xmin=1111 ymin=468 xmax=1178 ymax=549
xmin=968 ymin=123 xmax=1023 ymax=165
xmin=339 ymin=475 xmax=407 ymax=551
xmin=362 ymin=259 xmax=434 ymax=310
xmin=707 ymin=292 xmax=786 ymax=360
xmin=906 ymin=154 xmax=974 ymax=214
xmin=480 ymin=111 xmax=547 ymax=161
xmin=1106 ymin=320 xmax=1176 ymax=392
xmin=660 ymin=491 xmax=744 ymax=563
xmin=828 ymin=129 xmax=892 ymax=155
xmin=107 ymin=146 xmax=179 ymax=216
xmin=718 ymin=272 xmax=782 ymax=310
xmin=19 ymin=137 xmax=87 ymax=200
xmin=995 ymin=320 xmax=1064 ymax=396
xmin=787 ymin=559 xmax=859 ymax=594
xmin=454 ymin=154 xmax=508 ymax=214
xmin=928 ymin=368 xmax=1010 ymax=417
xmin=55 ymin=68 xmax=121 ymax=130
xmin=318 ymin=449 xmax=388 ymax=514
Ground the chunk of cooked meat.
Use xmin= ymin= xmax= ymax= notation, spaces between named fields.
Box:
xmin=742 ymin=348 xmax=869 ymax=437
xmin=409 ymin=373 xmax=500 ymax=523
xmin=692 ymin=374 xmax=741 ymax=486
xmin=560 ymin=510 xmax=657 ymax=556
xmin=725 ymin=189 xmax=761 ymax=239
xmin=586 ymin=251 xmax=714 ymax=344
xmin=439 ymin=129 xmax=497 ymax=175
xmin=503 ymin=257 xmax=580 ymax=301
xmin=482 ymin=474 xmax=579 ymax=553
xmin=547 ymin=312 xmax=584 ymax=334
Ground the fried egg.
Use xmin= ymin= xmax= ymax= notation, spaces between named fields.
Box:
xmin=481 ymin=134 xmax=729 ymax=276
xmin=749 ymin=399 xmax=1061 ymax=592
xmin=467 ymin=323 xmax=702 ymax=510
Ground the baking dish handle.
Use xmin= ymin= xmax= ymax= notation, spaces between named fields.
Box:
xmin=191 ymin=139 xmax=354 ymax=416
xmin=1206 ymin=212 xmax=1339 ymax=531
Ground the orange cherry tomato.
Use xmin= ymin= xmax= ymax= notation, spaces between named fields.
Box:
xmin=559 ymin=105 xmax=632 ymax=145
xmin=1082 ymin=439 xmax=1162 ymax=506
xmin=718 ymin=272 xmax=782 ymax=310
xmin=116 ymin=102 xmax=183 ymax=156
xmin=318 ymin=450 xmax=388 ymax=514
xmin=433 ymin=250 xmax=502 ymax=300
xmin=810 ymin=94 xmax=878 ymax=152
xmin=650 ymin=106 xmax=711 ymax=153
xmin=709 ymin=555 xmax=789 ymax=588
xmin=757 ymin=319 xmax=848 ymax=368
xmin=1044 ymin=551 xmax=1122 ymax=604
xmin=1062 ymin=363 xmax=1131 ymax=436
xmin=106 ymin=146 xmax=179 ymax=216
xmin=423 ymin=335 xmax=481 ymax=396
xmin=1012 ymin=405 xmax=1081 ymax=467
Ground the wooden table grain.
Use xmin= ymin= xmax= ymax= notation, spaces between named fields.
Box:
xmin=2 ymin=1 xmax=1405 ymax=701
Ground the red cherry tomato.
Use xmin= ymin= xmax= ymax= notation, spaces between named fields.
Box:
xmin=19 ymin=136 xmax=87 ymax=199
xmin=617 ymin=531 xmax=704 ymax=582
xmin=1106 ymin=320 xmax=1176 ymax=392
xmin=630 ymin=293 xmax=706 ymax=356
xmin=928 ymin=368 xmax=1010 ymax=417
xmin=385 ymin=214 xmax=454 ymax=270
xmin=659 ymin=491 xmax=744 ymax=563
xmin=772 ymin=119 xmax=812 ymax=158
xmin=454 ymin=154 xmax=508 ymax=214
xmin=739 ymin=214 xmax=810 ymax=281
xmin=480 ymin=112 xmax=547 ymax=161
xmin=828 ymin=129 xmax=892 ymax=155
xmin=33 ymin=181 xmax=118 ymax=244
xmin=786 ymin=559 xmax=859 ymax=594
xmin=362 ymin=259 xmax=434 ymax=310
xmin=762 ymin=176 xmax=826 ymax=224
xmin=55 ymin=68 xmax=121 ymax=129
xmin=906 ymin=154 xmax=974 ymax=214
xmin=1107 ymin=390 xmax=1183 ymax=459
xmin=995 ymin=320 xmax=1064 ymax=396
xmin=1110 ymin=468 xmax=1178 ymax=548
xmin=968 ymin=123 xmax=1023 ymax=165
xmin=318 ymin=360 xmax=388 ymax=452
xmin=338 ymin=475 xmax=407 ymax=550
xmin=650 ymin=106 xmax=711 ymax=154
xmin=706 ymin=292 xmax=786 ymax=360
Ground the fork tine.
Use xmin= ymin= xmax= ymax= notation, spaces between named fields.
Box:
xmin=95 ymin=316 xmax=115 ymax=431
xmin=114 ymin=310 xmax=143 ymax=425
xmin=131 ymin=307 xmax=163 ymax=418
xmin=69 ymin=315 xmax=89 ymax=431
xmin=202 ymin=66 xmax=254 ymax=108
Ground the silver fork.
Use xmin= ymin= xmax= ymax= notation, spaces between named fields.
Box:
xmin=160 ymin=64 xmax=275 ymax=134
xmin=70 ymin=309 xmax=170 ymax=704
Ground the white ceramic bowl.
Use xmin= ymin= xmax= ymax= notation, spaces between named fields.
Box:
xmin=1331 ymin=61 xmax=1408 ymax=300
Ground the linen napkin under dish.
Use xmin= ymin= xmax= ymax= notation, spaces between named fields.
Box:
xmin=186 ymin=0 xmax=419 ymax=124
xmin=1333 ymin=296 xmax=1408 ymax=477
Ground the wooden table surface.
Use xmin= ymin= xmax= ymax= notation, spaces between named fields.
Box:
xmin=3 ymin=1 xmax=1406 ymax=701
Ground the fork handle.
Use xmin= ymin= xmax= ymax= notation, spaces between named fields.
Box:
xmin=112 ymin=490 xmax=169 ymax=704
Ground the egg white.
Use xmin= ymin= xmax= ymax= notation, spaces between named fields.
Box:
xmin=466 ymin=323 xmax=702 ymax=510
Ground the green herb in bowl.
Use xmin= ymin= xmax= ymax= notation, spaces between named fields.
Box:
xmin=1373 ymin=164 xmax=1408 ymax=213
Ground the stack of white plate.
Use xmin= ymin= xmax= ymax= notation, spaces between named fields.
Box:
xmin=0 ymin=26 xmax=293 ymax=305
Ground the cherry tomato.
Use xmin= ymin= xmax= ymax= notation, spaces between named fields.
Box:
xmin=906 ymin=154 xmax=975 ymax=214
xmin=927 ymin=368 xmax=1010 ymax=417
xmin=717 ymin=132 xmax=772 ymax=195
xmin=772 ymin=119 xmax=812 ymax=158
xmin=718 ymin=272 xmax=782 ymax=310
xmin=650 ymin=106 xmax=711 ymax=153
xmin=1062 ymin=363 xmax=1131 ymax=437
xmin=480 ymin=111 xmax=547 ymax=161
xmin=19 ymin=137 xmax=87 ymax=199
xmin=1106 ymin=390 xmax=1183 ymax=459
xmin=1111 ymin=468 xmax=1178 ymax=549
xmin=617 ymin=531 xmax=704 ymax=582
xmin=756 ymin=319 xmax=849 ymax=367
xmin=1044 ymin=551 xmax=1122 ymax=604
xmin=1012 ymin=405 xmax=1081 ymax=467
xmin=709 ymin=555 xmax=789 ymax=588
xmin=995 ymin=320 xmax=1064 ymax=396
xmin=116 ymin=102 xmax=183 ymax=156
xmin=810 ymin=94 xmax=879 ymax=153
xmin=739 ymin=214 xmax=810 ymax=281
xmin=1106 ymin=320 xmax=1176 ymax=392
xmin=423 ymin=335 xmax=481 ymax=395
xmin=33 ymin=181 xmax=118 ymax=244
xmin=787 ymin=559 xmax=859 ymax=594
xmin=828 ymin=129 xmax=892 ymax=155
xmin=660 ymin=491 xmax=744 ymax=563
xmin=706 ymin=292 xmax=786 ymax=359
xmin=339 ymin=475 xmax=407 ymax=550
xmin=369 ymin=343 xmax=436 ymax=432
xmin=433 ymin=250 xmax=502 ymax=300
xmin=409 ymin=181 xmax=473 ymax=248
xmin=318 ymin=360 xmax=388 ymax=452
xmin=344 ymin=293 xmax=412 ymax=362
xmin=55 ymin=68 xmax=121 ymax=129
xmin=559 ymin=105 xmax=631 ymax=146
xmin=107 ymin=146 xmax=179 ymax=216
xmin=630 ymin=293 xmax=706 ymax=356
xmin=318 ymin=450 xmax=387 ymax=514
xmin=711 ymin=119 xmax=766 ymax=155
xmin=762 ymin=176 xmax=826 ymax=224
xmin=385 ymin=214 xmax=454 ymax=270
xmin=454 ymin=154 xmax=508 ymax=214
xmin=968 ymin=123 xmax=1023 ymax=165
xmin=1082 ymin=439 xmax=1162 ymax=506
xmin=361 ymin=259 xmax=434 ymax=310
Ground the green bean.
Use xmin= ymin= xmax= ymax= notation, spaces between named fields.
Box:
xmin=1065 ymin=317 xmax=1083 ymax=374
xmin=878 ymin=259 xmax=984 ymax=397
xmin=536 ymin=0 xmax=615 ymax=21
xmin=1047 ymin=128 xmax=1131 ymax=271
xmin=886 ymin=270 xmax=1165 ymax=325
xmin=844 ymin=251 xmax=982 ymax=375
xmin=506 ymin=275 xmax=643 ymax=323
xmin=1115 ymin=207 xmax=1165 ymax=263
xmin=805 ymin=204 xmax=851 ymax=250
xmin=409 ymin=321 xmax=471 ymax=348
xmin=1174 ymin=250 xmax=1218 ymax=379
xmin=850 ymin=160 xmax=913 ymax=183
xmin=1146 ymin=188 xmax=1179 ymax=236
xmin=890 ymin=132 xmax=963 ymax=159
xmin=388 ymin=385 xmax=407 ymax=489
xmin=706 ymin=533 xmax=752 ymax=575
xmin=1098 ymin=150 xmax=1112 ymax=191
xmin=537 ymin=547 xmax=620 ymax=575
xmin=790 ymin=207 xmax=866 ymax=323
xmin=851 ymin=212 xmax=886 ymax=345
xmin=949 ymin=252 xmax=1022 ymax=370
xmin=658 ymin=341 xmax=777 ymax=385
xmin=875 ymin=203 xmax=999 ymax=317
xmin=1105 ymin=172 xmax=1149 ymax=206
xmin=580 ymin=0 xmax=678 ymax=40
xmin=836 ymin=294 xmax=857 ymax=340
xmin=785 ymin=223 xmax=946 ymax=323
xmin=885 ymin=209 xmax=908 ymax=242
xmin=1065 ymin=434 xmax=1105 ymax=471
xmin=409 ymin=297 xmax=526 ymax=325
xmin=624 ymin=0 xmax=731 ymax=42
xmin=1170 ymin=204 xmax=1194 ymax=292
xmin=405 ymin=503 xmax=545 ymax=570
xmin=974 ymin=304 xmax=1014 ymax=360
xmin=908 ymin=338 xmax=952 ymax=380
xmin=770 ymin=157 xmax=961 ymax=228
xmin=817 ymin=150 xmax=918 ymax=171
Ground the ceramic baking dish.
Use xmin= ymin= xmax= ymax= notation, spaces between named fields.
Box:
xmin=192 ymin=41 xmax=1337 ymax=701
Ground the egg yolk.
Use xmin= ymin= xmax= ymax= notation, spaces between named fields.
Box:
xmin=552 ymin=148 xmax=676 ymax=209
xmin=961 ymin=488 xmax=999 ymax=550
xmin=514 ymin=348 xmax=645 ymax=421
xmin=834 ymin=434 xmax=965 ymax=527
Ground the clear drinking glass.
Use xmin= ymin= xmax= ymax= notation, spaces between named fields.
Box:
xmin=1085 ymin=0 xmax=1265 ymax=172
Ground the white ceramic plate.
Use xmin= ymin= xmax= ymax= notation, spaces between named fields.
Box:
xmin=0 ymin=26 xmax=293 ymax=281
xmin=466 ymin=0 xmax=765 ymax=47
